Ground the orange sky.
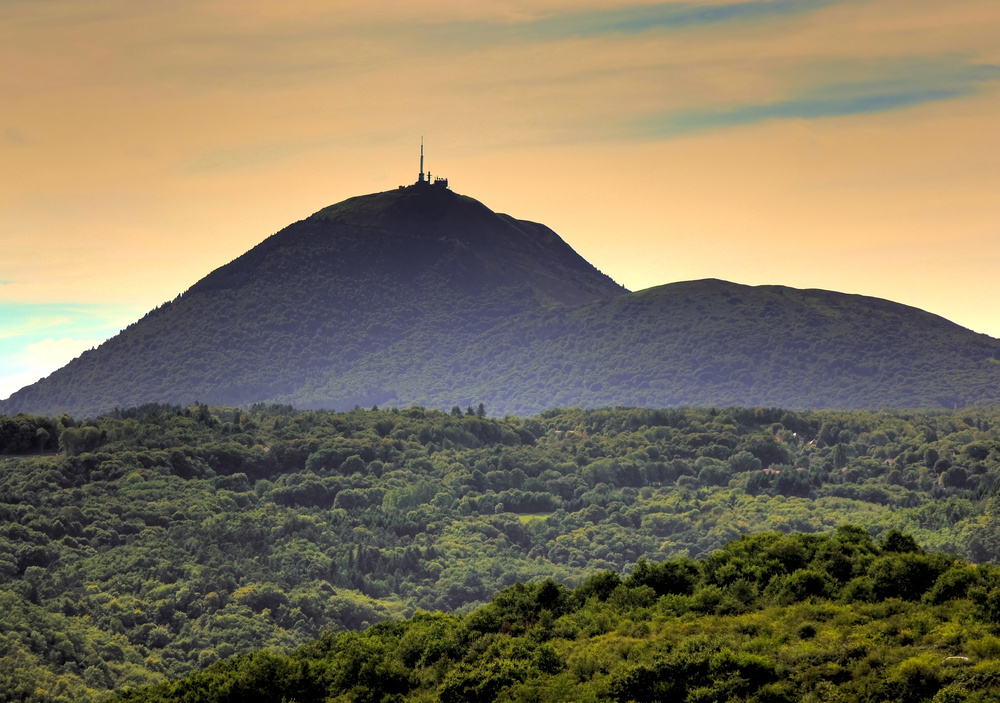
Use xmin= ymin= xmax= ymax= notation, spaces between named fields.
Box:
xmin=2 ymin=0 xmax=1000 ymax=401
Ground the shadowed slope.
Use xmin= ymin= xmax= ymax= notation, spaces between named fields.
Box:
xmin=0 ymin=185 xmax=624 ymax=418
xmin=445 ymin=279 xmax=1000 ymax=414
xmin=4 ymin=188 xmax=1000 ymax=418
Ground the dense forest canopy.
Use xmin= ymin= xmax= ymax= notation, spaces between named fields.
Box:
xmin=3 ymin=403 xmax=1000 ymax=700
xmin=116 ymin=528 xmax=1000 ymax=703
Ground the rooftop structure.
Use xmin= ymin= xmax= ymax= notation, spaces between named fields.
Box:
xmin=416 ymin=139 xmax=448 ymax=188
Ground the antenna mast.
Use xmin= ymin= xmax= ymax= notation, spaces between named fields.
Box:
xmin=419 ymin=138 xmax=425 ymax=183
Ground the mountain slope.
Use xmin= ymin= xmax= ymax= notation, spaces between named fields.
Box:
xmin=447 ymin=279 xmax=1000 ymax=414
xmin=3 ymin=185 xmax=1000 ymax=418
xmin=0 ymin=184 xmax=624 ymax=417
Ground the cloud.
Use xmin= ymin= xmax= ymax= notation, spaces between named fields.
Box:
xmin=0 ymin=314 xmax=75 ymax=340
xmin=24 ymin=336 xmax=102 ymax=365
xmin=647 ymin=88 xmax=964 ymax=135
xmin=1 ymin=302 xmax=137 ymax=332
xmin=427 ymin=0 xmax=849 ymax=43
xmin=0 ymin=337 xmax=104 ymax=401
xmin=0 ymin=371 xmax=46 ymax=402
xmin=635 ymin=59 xmax=1000 ymax=137
xmin=0 ymin=302 xmax=139 ymax=400
xmin=0 ymin=303 xmax=105 ymax=340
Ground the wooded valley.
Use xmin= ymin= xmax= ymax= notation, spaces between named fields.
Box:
xmin=2 ymin=403 xmax=1000 ymax=700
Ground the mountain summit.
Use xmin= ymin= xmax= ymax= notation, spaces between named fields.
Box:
xmin=4 ymin=182 xmax=1000 ymax=418
xmin=193 ymin=182 xmax=625 ymax=308
xmin=1 ymin=184 xmax=624 ymax=417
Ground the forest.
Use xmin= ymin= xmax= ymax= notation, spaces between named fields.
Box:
xmin=2 ymin=402 xmax=1000 ymax=700
xmin=116 ymin=528 xmax=1000 ymax=702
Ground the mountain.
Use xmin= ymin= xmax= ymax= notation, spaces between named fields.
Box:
xmin=3 ymin=182 xmax=1000 ymax=418
xmin=459 ymin=279 xmax=1000 ymax=414
xmin=1 ymin=183 xmax=623 ymax=418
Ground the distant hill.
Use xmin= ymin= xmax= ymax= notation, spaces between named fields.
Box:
xmin=453 ymin=279 xmax=1000 ymax=414
xmin=3 ymin=182 xmax=1000 ymax=417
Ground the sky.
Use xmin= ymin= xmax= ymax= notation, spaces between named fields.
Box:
xmin=2 ymin=0 xmax=1000 ymax=401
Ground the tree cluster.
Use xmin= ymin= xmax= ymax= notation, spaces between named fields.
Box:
xmin=118 ymin=528 xmax=1000 ymax=703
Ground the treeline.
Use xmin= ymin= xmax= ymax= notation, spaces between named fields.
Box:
xmin=116 ymin=528 xmax=1000 ymax=702
xmin=2 ymin=403 xmax=1000 ymax=700
xmin=0 ymin=414 xmax=62 ymax=454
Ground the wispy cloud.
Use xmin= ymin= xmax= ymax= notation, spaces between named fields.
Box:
xmin=0 ymin=301 xmax=140 ymax=399
xmin=0 ymin=302 xmax=137 ymax=343
xmin=427 ymin=0 xmax=850 ymax=43
xmin=0 ymin=337 xmax=106 ymax=401
xmin=635 ymin=59 xmax=1000 ymax=137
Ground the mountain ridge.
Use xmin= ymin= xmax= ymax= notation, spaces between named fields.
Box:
xmin=3 ymin=184 xmax=1000 ymax=418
